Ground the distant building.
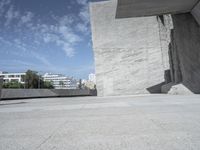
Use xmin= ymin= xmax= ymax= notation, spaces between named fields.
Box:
xmin=81 ymin=79 xmax=87 ymax=84
xmin=42 ymin=73 xmax=77 ymax=89
xmin=80 ymin=75 xmax=96 ymax=90
xmin=84 ymin=81 xmax=96 ymax=90
xmin=0 ymin=72 xmax=25 ymax=84
xmin=89 ymin=73 xmax=96 ymax=84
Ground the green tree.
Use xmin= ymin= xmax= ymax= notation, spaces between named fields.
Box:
xmin=78 ymin=79 xmax=82 ymax=89
xmin=42 ymin=81 xmax=54 ymax=89
xmin=25 ymin=70 xmax=40 ymax=89
xmin=3 ymin=81 xmax=24 ymax=89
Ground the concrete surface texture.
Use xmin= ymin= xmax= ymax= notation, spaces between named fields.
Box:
xmin=1 ymin=89 xmax=96 ymax=100
xmin=171 ymin=13 xmax=200 ymax=93
xmin=116 ymin=0 xmax=199 ymax=18
xmin=192 ymin=1 xmax=200 ymax=25
xmin=1 ymin=95 xmax=200 ymax=150
xmin=90 ymin=0 xmax=167 ymax=96
xmin=161 ymin=83 xmax=193 ymax=95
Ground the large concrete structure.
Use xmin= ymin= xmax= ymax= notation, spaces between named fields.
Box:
xmin=90 ymin=0 xmax=200 ymax=96
xmin=116 ymin=0 xmax=200 ymax=25
xmin=115 ymin=0 xmax=200 ymax=94
xmin=90 ymin=0 xmax=170 ymax=96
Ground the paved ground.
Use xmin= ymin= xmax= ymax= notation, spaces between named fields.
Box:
xmin=0 ymin=95 xmax=200 ymax=150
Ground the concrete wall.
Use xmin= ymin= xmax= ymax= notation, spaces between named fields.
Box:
xmin=171 ymin=13 xmax=200 ymax=93
xmin=192 ymin=1 xmax=200 ymax=25
xmin=158 ymin=13 xmax=200 ymax=94
xmin=90 ymin=0 xmax=167 ymax=96
xmin=157 ymin=15 xmax=173 ymax=72
xmin=1 ymin=89 xmax=96 ymax=100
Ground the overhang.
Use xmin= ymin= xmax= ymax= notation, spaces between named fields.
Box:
xmin=116 ymin=0 xmax=200 ymax=18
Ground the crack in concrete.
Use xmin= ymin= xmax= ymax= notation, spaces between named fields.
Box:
xmin=34 ymin=120 xmax=69 ymax=150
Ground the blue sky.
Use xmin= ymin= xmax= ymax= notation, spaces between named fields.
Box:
xmin=0 ymin=0 xmax=99 ymax=79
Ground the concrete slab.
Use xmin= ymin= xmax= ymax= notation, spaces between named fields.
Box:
xmin=116 ymin=0 xmax=199 ymax=18
xmin=1 ymin=95 xmax=200 ymax=149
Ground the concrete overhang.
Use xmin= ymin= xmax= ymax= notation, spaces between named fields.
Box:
xmin=116 ymin=0 xmax=200 ymax=18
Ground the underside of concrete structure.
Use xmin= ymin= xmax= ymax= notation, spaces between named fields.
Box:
xmin=90 ymin=0 xmax=200 ymax=96
xmin=116 ymin=0 xmax=200 ymax=25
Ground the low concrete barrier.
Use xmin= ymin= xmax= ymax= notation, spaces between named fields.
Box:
xmin=1 ymin=89 xmax=97 ymax=100
xmin=0 ymin=78 xmax=3 ymax=100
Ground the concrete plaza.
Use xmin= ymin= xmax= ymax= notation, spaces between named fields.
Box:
xmin=0 ymin=95 xmax=200 ymax=150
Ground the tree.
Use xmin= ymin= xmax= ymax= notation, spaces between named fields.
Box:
xmin=43 ymin=81 xmax=54 ymax=89
xmin=3 ymin=81 xmax=24 ymax=89
xmin=25 ymin=70 xmax=40 ymax=89
xmin=78 ymin=79 xmax=82 ymax=89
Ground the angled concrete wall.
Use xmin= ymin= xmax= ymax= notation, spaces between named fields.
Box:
xmin=90 ymin=0 xmax=168 ymax=96
xmin=171 ymin=13 xmax=200 ymax=93
xmin=192 ymin=1 xmax=200 ymax=25
xmin=158 ymin=13 xmax=200 ymax=94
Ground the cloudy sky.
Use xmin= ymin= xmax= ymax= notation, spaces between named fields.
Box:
xmin=0 ymin=0 xmax=99 ymax=79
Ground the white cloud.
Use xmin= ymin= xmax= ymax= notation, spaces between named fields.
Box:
xmin=59 ymin=25 xmax=81 ymax=43
xmin=59 ymin=15 xmax=74 ymax=26
xmin=76 ymin=22 xmax=89 ymax=33
xmin=77 ymin=2 xmax=90 ymax=35
xmin=13 ymin=39 xmax=27 ymax=52
xmin=79 ymin=5 xmax=90 ymax=24
xmin=63 ymin=43 xmax=75 ymax=57
xmin=20 ymin=11 xmax=34 ymax=24
xmin=32 ymin=14 xmax=83 ymax=57
xmin=30 ymin=51 xmax=52 ymax=67
xmin=77 ymin=0 xmax=88 ymax=6
xmin=1 ymin=1 xmax=90 ymax=58
xmin=5 ymin=6 xmax=20 ymax=26
xmin=0 ymin=0 xmax=11 ymax=16
xmin=0 ymin=36 xmax=12 ymax=46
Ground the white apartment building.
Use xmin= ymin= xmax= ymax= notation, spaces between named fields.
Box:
xmin=42 ymin=73 xmax=77 ymax=89
xmin=89 ymin=73 xmax=96 ymax=84
xmin=0 ymin=72 xmax=26 ymax=84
